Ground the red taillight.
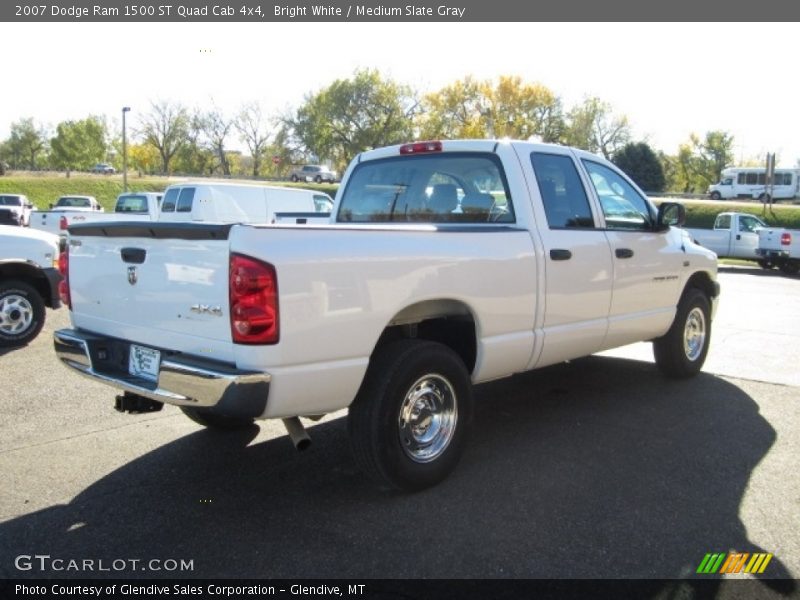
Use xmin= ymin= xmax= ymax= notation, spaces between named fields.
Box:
xmin=59 ymin=216 xmax=68 ymax=230
xmin=229 ymin=254 xmax=279 ymax=345
xmin=58 ymin=247 xmax=71 ymax=309
xmin=399 ymin=141 xmax=443 ymax=155
xmin=781 ymin=232 xmax=792 ymax=246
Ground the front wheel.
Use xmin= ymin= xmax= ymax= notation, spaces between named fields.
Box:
xmin=0 ymin=280 xmax=46 ymax=347
xmin=653 ymin=288 xmax=711 ymax=379
xmin=348 ymin=340 xmax=473 ymax=492
xmin=290 ymin=174 xmax=299 ymax=182
xmin=710 ymin=191 xmax=722 ymax=200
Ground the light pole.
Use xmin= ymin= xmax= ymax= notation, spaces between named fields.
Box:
xmin=122 ymin=106 xmax=131 ymax=192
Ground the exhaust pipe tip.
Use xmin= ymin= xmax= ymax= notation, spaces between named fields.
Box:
xmin=282 ymin=417 xmax=311 ymax=451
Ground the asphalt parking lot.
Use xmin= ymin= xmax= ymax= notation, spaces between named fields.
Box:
xmin=1 ymin=266 xmax=798 ymax=589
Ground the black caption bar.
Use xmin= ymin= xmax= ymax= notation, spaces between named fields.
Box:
xmin=2 ymin=579 xmax=797 ymax=600
xmin=3 ymin=0 xmax=800 ymax=21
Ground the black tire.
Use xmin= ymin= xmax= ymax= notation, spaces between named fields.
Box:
xmin=779 ymin=261 xmax=800 ymax=275
xmin=180 ymin=406 xmax=255 ymax=430
xmin=314 ymin=175 xmax=322 ymax=183
xmin=757 ymin=259 xmax=773 ymax=270
xmin=290 ymin=174 xmax=299 ymax=182
xmin=348 ymin=340 xmax=473 ymax=492
xmin=759 ymin=193 xmax=771 ymax=203
xmin=710 ymin=191 xmax=722 ymax=200
xmin=0 ymin=280 xmax=46 ymax=347
xmin=653 ymin=288 xmax=711 ymax=379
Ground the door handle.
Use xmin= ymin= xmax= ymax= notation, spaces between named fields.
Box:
xmin=615 ymin=248 xmax=634 ymax=259
xmin=550 ymin=249 xmax=572 ymax=261
xmin=121 ymin=247 xmax=146 ymax=264
xmin=736 ymin=234 xmax=741 ymax=240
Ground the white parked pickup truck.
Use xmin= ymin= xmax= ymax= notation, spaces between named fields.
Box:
xmin=0 ymin=225 xmax=62 ymax=346
xmin=53 ymin=140 xmax=720 ymax=491
xmin=685 ymin=212 xmax=767 ymax=262
xmin=30 ymin=195 xmax=104 ymax=236
xmin=756 ymin=226 xmax=800 ymax=275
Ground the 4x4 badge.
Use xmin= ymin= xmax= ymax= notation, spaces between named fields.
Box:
xmin=127 ymin=266 xmax=138 ymax=286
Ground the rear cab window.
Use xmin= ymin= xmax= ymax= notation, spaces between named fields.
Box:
xmin=337 ymin=152 xmax=514 ymax=224
xmin=115 ymin=195 xmax=149 ymax=213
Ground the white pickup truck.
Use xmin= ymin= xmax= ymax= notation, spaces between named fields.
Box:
xmin=53 ymin=140 xmax=720 ymax=491
xmin=0 ymin=225 xmax=62 ymax=346
xmin=685 ymin=212 xmax=767 ymax=262
xmin=30 ymin=195 xmax=104 ymax=236
xmin=756 ymin=227 xmax=800 ymax=275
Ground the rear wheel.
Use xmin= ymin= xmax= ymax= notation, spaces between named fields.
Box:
xmin=779 ymin=261 xmax=800 ymax=275
xmin=0 ymin=280 xmax=46 ymax=347
xmin=759 ymin=193 xmax=772 ymax=203
xmin=180 ymin=407 xmax=255 ymax=430
xmin=348 ymin=340 xmax=473 ymax=491
xmin=653 ymin=288 xmax=711 ymax=379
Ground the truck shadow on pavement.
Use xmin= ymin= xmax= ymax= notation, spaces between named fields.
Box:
xmin=0 ymin=356 xmax=796 ymax=594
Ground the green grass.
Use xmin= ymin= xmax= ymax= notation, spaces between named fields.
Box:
xmin=0 ymin=173 xmax=340 ymax=211
xmin=0 ymin=173 xmax=170 ymax=210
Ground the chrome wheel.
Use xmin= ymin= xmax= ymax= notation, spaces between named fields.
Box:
xmin=398 ymin=374 xmax=458 ymax=463
xmin=0 ymin=293 xmax=34 ymax=336
xmin=683 ymin=307 xmax=706 ymax=362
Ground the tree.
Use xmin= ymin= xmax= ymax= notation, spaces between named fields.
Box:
xmin=563 ymin=97 xmax=631 ymax=159
xmin=286 ymin=69 xmax=419 ymax=170
xmin=138 ymin=100 xmax=189 ymax=174
xmin=49 ymin=116 xmax=107 ymax=171
xmin=612 ymin=142 xmax=666 ymax=192
xmin=665 ymin=130 xmax=735 ymax=193
xmin=236 ymin=102 xmax=273 ymax=177
xmin=199 ymin=104 xmax=233 ymax=176
xmin=419 ymin=75 xmax=564 ymax=141
xmin=4 ymin=118 xmax=49 ymax=169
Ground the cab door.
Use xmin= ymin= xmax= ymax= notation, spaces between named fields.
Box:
xmin=519 ymin=147 xmax=614 ymax=369
xmin=579 ymin=158 xmax=684 ymax=349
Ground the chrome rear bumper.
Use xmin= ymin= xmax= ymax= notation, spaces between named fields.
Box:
xmin=54 ymin=329 xmax=270 ymax=418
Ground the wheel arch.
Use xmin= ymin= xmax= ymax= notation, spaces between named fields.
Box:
xmin=684 ymin=270 xmax=719 ymax=304
xmin=0 ymin=262 xmax=55 ymax=308
xmin=372 ymin=299 xmax=478 ymax=375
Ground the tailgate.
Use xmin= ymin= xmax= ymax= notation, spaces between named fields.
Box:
xmin=67 ymin=222 xmax=236 ymax=362
xmin=758 ymin=228 xmax=785 ymax=251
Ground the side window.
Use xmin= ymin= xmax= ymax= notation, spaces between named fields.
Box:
xmin=715 ymin=214 xmax=732 ymax=230
xmin=161 ymin=188 xmax=179 ymax=212
xmin=176 ymin=187 xmax=195 ymax=213
xmin=313 ymin=194 xmax=333 ymax=212
xmin=531 ymin=153 xmax=594 ymax=229
xmin=582 ymin=160 xmax=653 ymax=231
xmin=739 ymin=215 xmax=762 ymax=233
xmin=737 ymin=173 xmax=746 ymax=185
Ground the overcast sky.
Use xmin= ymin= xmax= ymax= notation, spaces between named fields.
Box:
xmin=2 ymin=22 xmax=798 ymax=166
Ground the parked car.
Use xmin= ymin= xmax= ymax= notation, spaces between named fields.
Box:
xmin=756 ymin=226 xmax=800 ymax=275
xmin=684 ymin=212 xmax=766 ymax=262
xmin=55 ymin=139 xmax=719 ymax=492
xmin=0 ymin=194 xmax=35 ymax=226
xmin=0 ymin=225 xmax=62 ymax=346
xmin=90 ymin=163 xmax=115 ymax=174
xmin=30 ymin=196 xmax=104 ymax=237
xmin=289 ymin=164 xmax=337 ymax=183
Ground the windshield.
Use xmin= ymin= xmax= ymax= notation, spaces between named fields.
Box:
xmin=337 ymin=152 xmax=514 ymax=224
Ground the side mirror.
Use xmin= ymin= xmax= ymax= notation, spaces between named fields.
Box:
xmin=656 ymin=202 xmax=686 ymax=231
xmin=49 ymin=203 xmax=54 ymax=209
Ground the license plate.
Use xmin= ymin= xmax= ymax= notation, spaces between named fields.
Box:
xmin=129 ymin=344 xmax=161 ymax=382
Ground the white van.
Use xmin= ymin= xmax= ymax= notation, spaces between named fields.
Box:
xmin=708 ymin=168 xmax=800 ymax=201
xmin=157 ymin=182 xmax=333 ymax=224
